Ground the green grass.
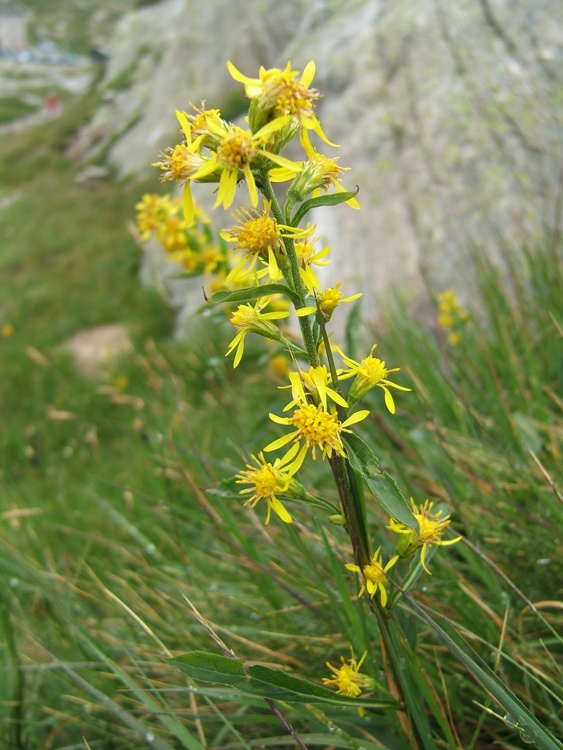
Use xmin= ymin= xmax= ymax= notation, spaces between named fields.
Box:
xmin=0 ymin=76 xmax=562 ymax=749
xmin=0 ymin=96 xmax=39 ymax=124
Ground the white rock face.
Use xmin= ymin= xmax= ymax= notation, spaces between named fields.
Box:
xmin=73 ymin=0 xmax=563 ymax=321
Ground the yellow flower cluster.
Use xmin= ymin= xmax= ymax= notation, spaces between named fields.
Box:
xmin=135 ymin=193 xmax=229 ymax=281
xmin=437 ymin=290 xmax=470 ymax=345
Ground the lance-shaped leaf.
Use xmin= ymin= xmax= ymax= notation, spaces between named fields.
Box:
xmin=172 ymin=652 xmax=399 ymax=709
xmin=366 ymin=472 xmax=417 ymax=530
xmin=291 ymin=188 xmax=359 ymax=227
xmin=207 ymin=284 xmax=300 ymax=306
xmin=342 ymin=438 xmax=417 ymax=530
xmin=343 ymin=434 xmax=379 ymax=478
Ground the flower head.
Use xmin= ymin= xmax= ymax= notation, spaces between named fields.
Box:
xmin=283 ymin=366 xmax=348 ymax=412
xmin=323 ymin=650 xmax=374 ymax=697
xmin=294 ymin=236 xmax=331 ymax=294
xmin=227 ymin=60 xmax=336 ymax=146
xmin=345 ymin=547 xmax=399 ymax=607
xmin=337 ymin=345 xmax=410 ymax=412
xmin=188 ymin=118 xmax=302 ymax=211
xmin=265 ymin=378 xmax=369 ymax=461
xmin=296 ymin=282 xmax=362 ymax=322
xmin=287 ymin=129 xmax=360 ymax=207
xmin=388 ymin=499 xmax=462 ymax=574
xmin=236 ymin=443 xmax=307 ymax=524
xmin=152 ymin=114 xmax=208 ymax=225
xmin=135 ymin=193 xmax=172 ymax=241
xmin=226 ymin=297 xmax=290 ymax=367
xmin=437 ymin=290 xmax=470 ymax=346
xmin=220 ymin=201 xmax=314 ymax=283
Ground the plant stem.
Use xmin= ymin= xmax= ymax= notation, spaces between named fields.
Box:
xmin=259 ymin=173 xmax=320 ymax=367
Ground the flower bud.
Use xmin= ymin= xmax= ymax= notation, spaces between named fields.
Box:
xmin=328 ymin=514 xmax=348 ymax=527
xmin=394 ymin=530 xmax=422 ymax=559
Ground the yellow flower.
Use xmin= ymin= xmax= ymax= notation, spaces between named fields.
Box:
xmin=345 ymin=547 xmax=399 ymax=607
xmin=296 ymin=282 xmax=362 ymax=321
xmin=226 ymin=60 xmax=336 ymax=146
xmin=265 ymin=379 xmax=369 ymax=460
xmin=236 ymin=443 xmax=307 ymax=524
xmin=188 ymin=117 xmax=302 ymax=211
xmin=437 ymin=290 xmax=470 ymax=345
xmin=226 ymin=298 xmax=290 ymax=368
xmin=182 ymin=102 xmax=225 ymax=149
xmin=294 ymin=236 xmax=331 ymax=294
xmin=323 ymin=650 xmax=374 ymax=697
xmin=268 ymin=354 xmax=291 ymax=379
xmin=135 ymin=193 xmax=171 ymax=240
xmin=1 ymin=323 xmax=15 ymax=338
xmin=388 ymin=499 xmax=462 ymax=574
xmin=336 ymin=345 xmax=411 ymax=412
xmin=220 ymin=201 xmax=314 ymax=283
xmin=152 ymin=111 xmax=209 ymax=224
xmin=155 ymin=214 xmax=188 ymax=253
xmin=200 ymin=246 xmax=225 ymax=275
xmin=282 ymin=366 xmax=348 ymax=412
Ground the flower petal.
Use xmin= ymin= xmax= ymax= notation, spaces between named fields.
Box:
xmin=264 ymin=432 xmax=296 ymax=452
xmin=342 ymin=410 xmax=370 ymax=427
xmin=270 ymin=496 xmax=292 ymax=523
xmin=182 ymin=181 xmax=194 ymax=226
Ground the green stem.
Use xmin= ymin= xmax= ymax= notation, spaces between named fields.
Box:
xmin=259 ymin=173 xmax=319 ymax=367
xmin=317 ymin=301 xmax=371 ymax=567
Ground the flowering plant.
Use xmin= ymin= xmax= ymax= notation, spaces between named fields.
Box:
xmin=143 ymin=60 xmax=559 ymax=750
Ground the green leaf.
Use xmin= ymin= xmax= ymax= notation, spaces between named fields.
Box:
xmin=173 ymin=652 xmax=247 ymax=686
xmin=206 ymin=284 xmax=300 ymax=306
xmin=291 ymin=189 xmax=359 ymax=227
xmin=367 ymin=473 xmax=417 ymax=530
xmin=172 ymin=652 xmax=399 ymax=709
xmin=343 ymin=434 xmax=379 ymax=478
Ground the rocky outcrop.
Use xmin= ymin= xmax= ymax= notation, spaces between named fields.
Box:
xmin=72 ymin=0 xmax=563 ymax=319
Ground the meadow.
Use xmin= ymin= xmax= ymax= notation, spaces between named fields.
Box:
xmin=0 ymin=71 xmax=562 ymax=750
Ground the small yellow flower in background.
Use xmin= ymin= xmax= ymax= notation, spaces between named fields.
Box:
xmin=437 ymin=290 xmax=470 ymax=346
xmin=346 ymin=547 xmax=399 ymax=607
xmin=236 ymin=443 xmax=307 ymax=524
xmin=156 ymin=213 xmax=188 ymax=253
xmin=265 ymin=377 xmax=369 ymax=460
xmin=388 ymin=499 xmax=462 ymax=574
xmin=296 ymin=282 xmax=362 ymax=322
xmin=1 ymin=323 xmax=15 ymax=338
xmin=114 ymin=376 xmax=129 ymax=392
xmin=135 ymin=193 xmax=171 ymax=240
xmin=268 ymin=354 xmax=291 ymax=379
xmin=294 ymin=236 xmax=331 ymax=294
xmin=226 ymin=298 xmax=290 ymax=368
xmin=323 ymin=650 xmax=375 ymax=698
xmin=336 ymin=344 xmax=411 ymax=413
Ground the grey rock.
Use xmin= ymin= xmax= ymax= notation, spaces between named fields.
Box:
xmin=73 ymin=0 xmax=563 ymax=324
